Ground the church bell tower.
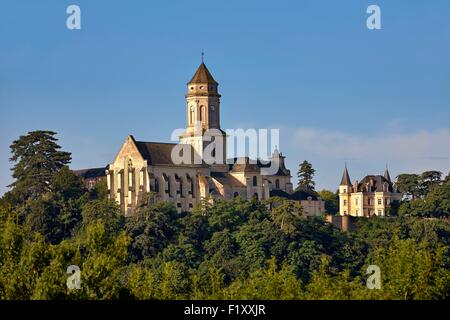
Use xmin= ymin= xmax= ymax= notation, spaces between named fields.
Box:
xmin=180 ymin=60 xmax=226 ymax=167
xmin=185 ymin=62 xmax=221 ymax=132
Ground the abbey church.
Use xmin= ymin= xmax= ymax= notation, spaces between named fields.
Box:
xmin=76 ymin=63 xmax=325 ymax=216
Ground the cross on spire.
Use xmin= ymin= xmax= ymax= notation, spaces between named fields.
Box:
xmin=201 ymin=50 xmax=204 ymax=63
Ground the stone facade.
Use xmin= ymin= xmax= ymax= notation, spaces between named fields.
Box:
xmin=76 ymin=62 xmax=326 ymax=217
xmin=338 ymin=166 xmax=402 ymax=217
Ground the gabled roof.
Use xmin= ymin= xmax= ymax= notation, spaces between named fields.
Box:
xmin=226 ymin=157 xmax=291 ymax=176
xmin=269 ymin=187 xmax=319 ymax=201
xmin=74 ymin=167 xmax=107 ymax=179
xmin=211 ymin=172 xmax=244 ymax=187
xmin=188 ymin=63 xmax=218 ymax=84
xmin=135 ymin=141 xmax=206 ymax=166
xmin=357 ymin=175 xmax=393 ymax=193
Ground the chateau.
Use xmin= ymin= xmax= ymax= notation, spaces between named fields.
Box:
xmin=338 ymin=165 xmax=402 ymax=217
xmin=77 ymin=63 xmax=325 ymax=216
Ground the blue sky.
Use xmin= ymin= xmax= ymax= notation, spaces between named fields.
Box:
xmin=1 ymin=0 xmax=450 ymax=195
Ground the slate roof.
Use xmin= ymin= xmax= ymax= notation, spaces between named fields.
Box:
xmin=135 ymin=141 xmax=206 ymax=166
xmin=74 ymin=167 xmax=107 ymax=179
xmin=188 ymin=63 xmax=218 ymax=84
xmin=357 ymin=175 xmax=394 ymax=192
xmin=340 ymin=166 xmax=352 ymax=186
xmin=384 ymin=168 xmax=392 ymax=182
xmin=211 ymin=172 xmax=244 ymax=187
xmin=227 ymin=157 xmax=291 ymax=176
xmin=269 ymin=187 xmax=319 ymax=201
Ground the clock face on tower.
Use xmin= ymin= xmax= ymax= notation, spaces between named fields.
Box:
xmin=210 ymin=106 xmax=215 ymax=111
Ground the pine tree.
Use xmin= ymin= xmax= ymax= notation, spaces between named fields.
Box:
xmin=9 ymin=131 xmax=71 ymax=202
xmin=297 ymin=160 xmax=316 ymax=190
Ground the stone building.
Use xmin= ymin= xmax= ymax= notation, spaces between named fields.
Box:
xmin=74 ymin=167 xmax=107 ymax=190
xmin=76 ymin=62 xmax=325 ymax=217
xmin=338 ymin=165 xmax=402 ymax=217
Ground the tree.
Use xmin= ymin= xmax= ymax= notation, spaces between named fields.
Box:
xmin=420 ymin=170 xmax=442 ymax=195
xmin=396 ymin=174 xmax=420 ymax=199
xmin=9 ymin=131 xmax=71 ymax=202
xmin=270 ymin=198 xmax=303 ymax=236
xmin=82 ymin=199 xmax=124 ymax=235
xmin=125 ymin=202 xmax=177 ymax=261
xmin=318 ymin=190 xmax=339 ymax=215
xmin=445 ymin=172 xmax=450 ymax=183
xmin=297 ymin=161 xmax=316 ymax=190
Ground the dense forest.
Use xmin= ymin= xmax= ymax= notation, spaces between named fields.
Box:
xmin=0 ymin=131 xmax=449 ymax=300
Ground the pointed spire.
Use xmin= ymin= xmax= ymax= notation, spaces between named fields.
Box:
xmin=384 ymin=164 xmax=392 ymax=182
xmin=188 ymin=62 xmax=218 ymax=85
xmin=340 ymin=163 xmax=352 ymax=186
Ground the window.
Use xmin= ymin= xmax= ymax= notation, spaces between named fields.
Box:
xmin=189 ymin=106 xmax=195 ymax=125
xmin=343 ymin=188 xmax=347 ymax=193
xmin=163 ymin=174 xmax=170 ymax=196
xmin=234 ymin=192 xmax=239 ymax=198
xmin=179 ymin=178 xmax=183 ymax=197
xmin=252 ymin=193 xmax=259 ymax=200
xmin=154 ymin=178 xmax=159 ymax=193
xmin=378 ymin=198 xmax=382 ymax=205
xmin=275 ymin=179 xmax=280 ymax=189
xmin=355 ymin=198 xmax=359 ymax=205
xmin=344 ymin=210 xmax=347 ymax=215
xmin=252 ymin=176 xmax=257 ymax=186
xmin=356 ymin=209 xmax=359 ymax=215
xmin=167 ymin=178 xmax=171 ymax=196
xmin=344 ymin=200 xmax=347 ymax=206
xmin=367 ymin=198 xmax=371 ymax=205
xmin=200 ymin=106 xmax=205 ymax=122
xmin=378 ymin=210 xmax=382 ymax=215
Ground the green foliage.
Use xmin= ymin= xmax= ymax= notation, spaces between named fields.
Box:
xmin=297 ymin=160 xmax=316 ymax=190
xmin=399 ymin=180 xmax=450 ymax=218
xmin=397 ymin=171 xmax=444 ymax=200
xmin=82 ymin=199 xmax=124 ymax=235
xmin=317 ymin=190 xmax=339 ymax=215
xmin=9 ymin=131 xmax=71 ymax=202
xmin=0 ymin=133 xmax=449 ymax=300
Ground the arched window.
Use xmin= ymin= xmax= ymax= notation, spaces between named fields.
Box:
xmin=187 ymin=174 xmax=194 ymax=196
xmin=163 ymin=174 xmax=170 ymax=196
xmin=200 ymin=105 xmax=205 ymax=122
xmin=154 ymin=178 xmax=159 ymax=193
xmin=189 ymin=106 xmax=195 ymax=125
xmin=252 ymin=193 xmax=259 ymax=200
xmin=252 ymin=176 xmax=257 ymax=187
xmin=176 ymin=174 xmax=183 ymax=197
xmin=234 ymin=192 xmax=239 ymax=198
xmin=275 ymin=179 xmax=280 ymax=189
xmin=180 ymin=180 xmax=183 ymax=197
